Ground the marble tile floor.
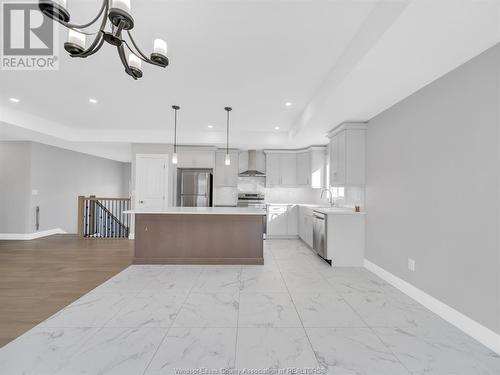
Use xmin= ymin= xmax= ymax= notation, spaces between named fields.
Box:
xmin=0 ymin=239 xmax=498 ymax=375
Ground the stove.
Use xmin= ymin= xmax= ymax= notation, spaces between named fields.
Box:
xmin=237 ymin=192 xmax=266 ymax=208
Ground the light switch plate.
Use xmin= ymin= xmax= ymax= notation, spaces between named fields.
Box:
xmin=408 ymin=258 xmax=416 ymax=272
xmin=31 ymin=189 xmax=38 ymax=196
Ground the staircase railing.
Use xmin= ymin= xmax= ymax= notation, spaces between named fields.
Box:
xmin=78 ymin=196 xmax=131 ymax=238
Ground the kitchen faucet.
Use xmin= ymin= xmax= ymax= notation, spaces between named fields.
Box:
xmin=321 ymin=188 xmax=334 ymax=207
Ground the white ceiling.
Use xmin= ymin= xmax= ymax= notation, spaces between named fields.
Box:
xmin=1 ymin=0 xmax=499 ymax=162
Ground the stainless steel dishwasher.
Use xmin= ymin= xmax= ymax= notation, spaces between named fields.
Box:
xmin=312 ymin=211 xmax=328 ymax=262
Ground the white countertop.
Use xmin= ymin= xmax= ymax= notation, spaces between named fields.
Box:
xmin=124 ymin=207 xmax=266 ymax=215
xmin=266 ymin=203 xmax=366 ymax=215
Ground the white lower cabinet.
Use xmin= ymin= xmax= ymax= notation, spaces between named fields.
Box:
xmin=298 ymin=206 xmax=313 ymax=248
xmin=267 ymin=205 xmax=288 ymax=236
xmin=266 ymin=204 xmax=298 ymax=238
xmin=323 ymin=213 xmax=365 ymax=266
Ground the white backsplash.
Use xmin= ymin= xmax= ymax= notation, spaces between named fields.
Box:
xmin=238 ymin=177 xmax=325 ymax=205
xmin=215 ymin=177 xmax=366 ymax=209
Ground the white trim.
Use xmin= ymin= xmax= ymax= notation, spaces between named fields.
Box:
xmin=264 ymin=145 xmax=327 ymax=155
xmin=128 ymin=233 xmax=135 ymax=240
xmin=327 ymin=122 xmax=367 ymax=138
xmin=364 ymin=259 xmax=500 ymax=355
xmin=0 ymin=228 xmax=67 ymax=240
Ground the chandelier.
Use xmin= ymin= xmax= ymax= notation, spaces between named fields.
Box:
xmin=39 ymin=0 xmax=169 ymax=79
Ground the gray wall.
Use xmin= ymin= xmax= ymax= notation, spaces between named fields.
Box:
xmin=0 ymin=142 xmax=31 ymax=233
xmin=0 ymin=141 xmax=130 ymax=234
xmin=366 ymin=44 xmax=500 ymax=334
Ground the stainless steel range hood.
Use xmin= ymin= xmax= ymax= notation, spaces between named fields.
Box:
xmin=239 ymin=150 xmax=266 ymax=177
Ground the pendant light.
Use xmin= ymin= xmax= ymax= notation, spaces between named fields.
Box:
xmin=224 ymin=106 xmax=232 ymax=165
xmin=171 ymin=105 xmax=180 ymax=164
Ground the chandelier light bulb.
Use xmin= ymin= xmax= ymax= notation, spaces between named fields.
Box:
xmin=153 ymin=39 xmax=167 ymax=57
xmin=225 ymin=154 xmax=231 ymax=166
xmin=128 ymin=54 xmax=142 ymax=70
xmin=111 ymin=0 xmax=131 ymax=13
xmin=172 ymin=152 xmax=178 ymax=165
xmin=68 ymin=29 xmax=86 ymax=49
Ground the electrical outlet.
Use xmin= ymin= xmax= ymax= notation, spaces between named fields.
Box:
xmin=408 ymin=258 xmax=416 ymax=272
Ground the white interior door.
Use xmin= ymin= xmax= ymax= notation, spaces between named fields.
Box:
xmin=136 ymin=156 xmax=168 ymax=210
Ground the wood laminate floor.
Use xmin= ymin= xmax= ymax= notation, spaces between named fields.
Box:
xmin=0 ymin=234 xmax=133 ymax=347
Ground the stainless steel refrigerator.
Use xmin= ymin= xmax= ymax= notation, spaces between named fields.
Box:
xmin=176 ymin=169 xmax=213 ymax=207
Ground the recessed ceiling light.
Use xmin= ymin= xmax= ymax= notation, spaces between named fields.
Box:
xmin=285 ymin=102 xmax=292 ymax=107
xmin=274 ymin=126 xmax=280 ymax=130
xmin=89 ymin=98 xmax=98 ymax=104
xmin=9 ymin=98 xmax=20 ymax=103
xmin=207 ymin=125 xmax=213 ymax=129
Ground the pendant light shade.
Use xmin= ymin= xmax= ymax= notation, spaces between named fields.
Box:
xmin=224 ymin=106 xmax=232 ymax=166
xmin=172 ymin=105 xmax=180 ymax=164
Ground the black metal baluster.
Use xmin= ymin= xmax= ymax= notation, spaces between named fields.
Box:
xmin=85 ymin=199 xmax=88 ymax=237
xmin=119 ymin=200 xmax=122 ymax=238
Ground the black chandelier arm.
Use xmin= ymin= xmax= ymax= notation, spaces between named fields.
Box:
xmin=122 ymin=39 xmax=164 ymax=68
xmin=58 ymin=0 xmax=108 ymax=30
xmin=125 ymin=30 xmax=150 ymax=61
xmin=117 ymin=44 xmax=137 ymax=79
xmin=70 ymin=2 xmax=109 ymax=58
xmin=77 ymin=34 xmax=105 ymax=58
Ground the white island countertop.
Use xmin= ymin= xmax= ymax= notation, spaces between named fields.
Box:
xmin=124 ymin=207 xmax=266 ymax=215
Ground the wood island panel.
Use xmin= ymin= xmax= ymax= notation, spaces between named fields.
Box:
xmin=134 ymin=214 xmax=264 ymax=265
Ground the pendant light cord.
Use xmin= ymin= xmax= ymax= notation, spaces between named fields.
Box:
xmin=224 ymin=106 xmax=232 ymax=155
xmin=172 ymin=105 xmax=180 ymax=153
xmin=226 ymin=110 xmax=229 ymax=155
xmin=174 ymin=109 xmax=177 ymax=153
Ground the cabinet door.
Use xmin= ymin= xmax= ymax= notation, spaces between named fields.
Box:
xmin=287 ymin=205 xmax=298 ymax=235
xmin=345 ymin=129 xmax=366 ymax=185
xmin=330 ymin=135 xmax=338 ymax=186
xmin=330 ymin=131 xmax=346 ymax=186
xmin=215 ymin=152 xmax=238 ymax=186
xmin=266 ymin=154 xmax=281 ymax=186
xmin=267 ymin=205 xmax=288 ymax=236
xmin=279 ymin=154 xmax=297 ymax=186
xmin=298 ymin=206 xmax=306 ymax=241
xmin=296 ymin=152 xmax=310 ymax=186
xmin=310 ymin=149 xmax=326 ymax=189
xmin=214 ymin=152 xmax=226 ymax=186
xmin=336 ymin=130 xmax=346 ymax=185
xmin=304 ymin=214 xmax=313 ymax=247
xmin=178 ymin=151 xmax=214 ymax=168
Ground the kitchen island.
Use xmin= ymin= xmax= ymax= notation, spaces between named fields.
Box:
xmin=124 ymin=207 xmax=266 ymax=265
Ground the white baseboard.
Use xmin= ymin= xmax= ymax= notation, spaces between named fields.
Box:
xmin=0 ymin=228 xmax=66 ymax=240
xmin=364 ymin=259 xmax=500 ymax=355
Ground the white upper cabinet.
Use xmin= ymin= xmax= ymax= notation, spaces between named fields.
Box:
xmin=279 ymin=154 xmax=297 ymax=186
xmin=296 ymin=152 xmax=310 ymax=186
xmin=265 ymin=153 xmax=296 ymax=187
xmin=310 ymin=147 xmax=326 ymax=189
xmin=177 ymin=149 xmax=215 ymax=168
xmin=265 ymin=147 xmax=326 ymax=188
xmin=266 ymin=153 xmax=281 ymax=186
xmin=215 ymin=151 xmax=239 ymax=186
xmin=328 ymin=123 xmax=366 ymax=186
